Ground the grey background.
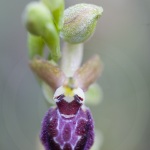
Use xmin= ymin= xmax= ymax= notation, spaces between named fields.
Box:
xmin=0 ymin=0 xmax=150 ymax=150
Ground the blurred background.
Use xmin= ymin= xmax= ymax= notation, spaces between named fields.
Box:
xmin=0 ymin=0 xmax=150 ymax=150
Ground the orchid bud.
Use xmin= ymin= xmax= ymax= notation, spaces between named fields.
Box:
xmin=60 ymin=3 xmax=103 ymax=44
xmin=23 ymin=2 xmax=60 ymax=61
xmin=28 ymin=33 xmax=45 ymax=59
xmin=41 ymin=0 xmax=64 ymax=31
xmin=23 ymin=2 xmax=52 ymax=36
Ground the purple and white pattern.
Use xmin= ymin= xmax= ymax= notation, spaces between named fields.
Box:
xmin=40 ymin=96 xmax=94 ymax=150
xmin=29 ymin=56 xmax=101 ymax=150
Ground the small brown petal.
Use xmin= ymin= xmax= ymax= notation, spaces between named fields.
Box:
xmin=29 ymin=58 xmax=66 ymax=91
xmin=73 ymin=55 xmax=103 ymax=91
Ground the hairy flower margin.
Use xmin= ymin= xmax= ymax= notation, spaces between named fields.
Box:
xmin=23 ymin=1 xmax=104 ymax=150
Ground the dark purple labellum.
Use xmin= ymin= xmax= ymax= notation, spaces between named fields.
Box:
xmin=40 ymin=107 xmax=94 ymax=150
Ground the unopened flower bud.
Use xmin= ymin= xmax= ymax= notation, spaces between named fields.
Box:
xmin=60 ymin=3 xmax=103 ymax=44
xmin=23 ymin=2 xmax=52 ymax=36
xmin=41 ymin=0 xmax=64 ymax=31
xmin=28 ymin=33 xmax=45 ymax=59
xmin=23 ymin=2 xmax=61 ymax=61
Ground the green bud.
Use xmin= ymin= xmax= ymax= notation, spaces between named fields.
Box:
xmin=60 ymin=3 xmax=103 ymax=44
xmin=23 ymin=2 xmax=52 ymax=36
xmin=41 ymin=0 xmax=64 ymax=31
xmin=23 ymin=2 xmax=61 ymax=61
xmin=28 ymin=33 xmax=45 ymax=59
